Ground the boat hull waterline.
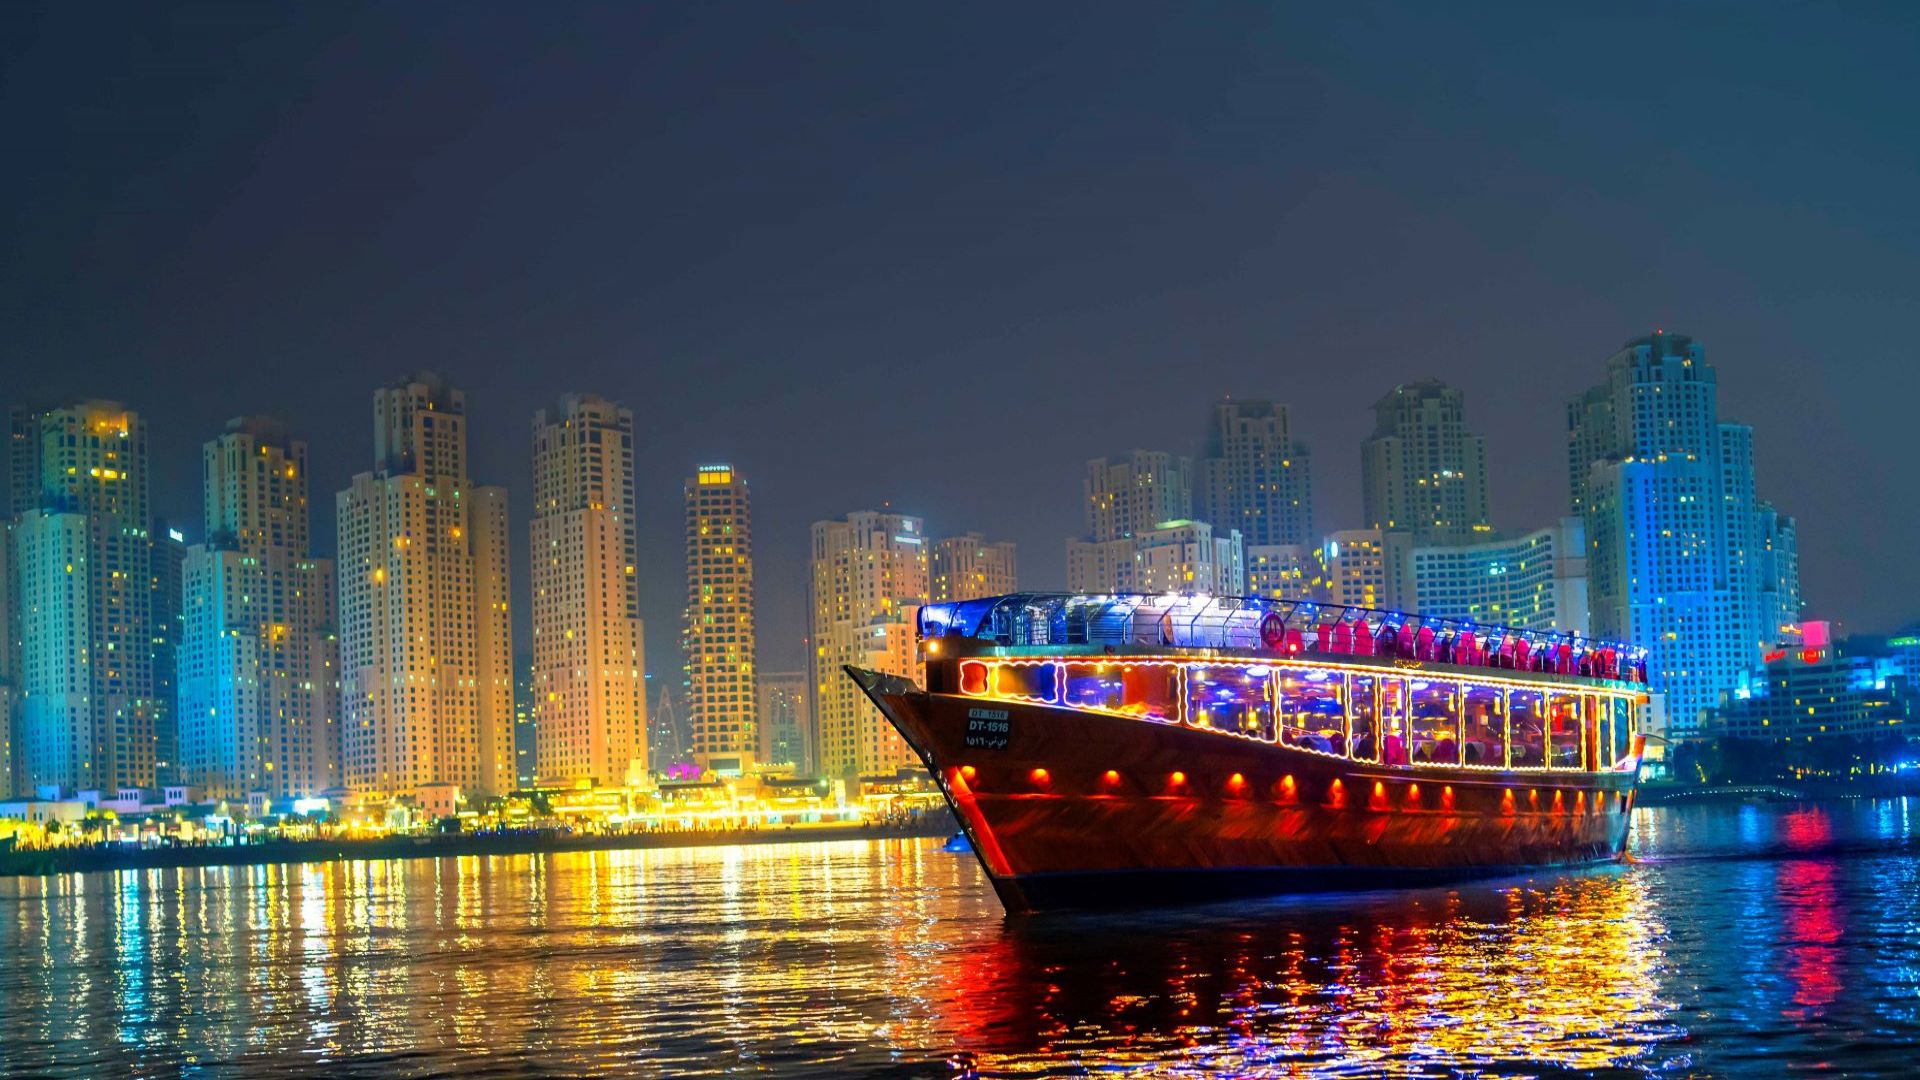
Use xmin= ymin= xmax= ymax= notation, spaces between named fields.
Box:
xmin=848 ymin=667 xmax=1637 ymax=913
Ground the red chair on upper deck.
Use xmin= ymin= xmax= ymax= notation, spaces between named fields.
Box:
xmin=1330 ymin=621 xmax=1353 ymax=654
xmin=1455 ymin=630 xmax=1478 ymax=666
xmin=1415 ymin=625 xmax=1437 ymax=661
xmin=1351 ymin=622 xmax=1376 ymax=656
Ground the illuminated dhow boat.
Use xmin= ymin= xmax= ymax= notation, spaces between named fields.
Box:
xmin=847 ymin=593 xmax=1652 ymax=913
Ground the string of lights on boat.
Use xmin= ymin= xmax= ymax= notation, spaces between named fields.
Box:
xmin=918 ymin=592 xmax=1650 ymax=684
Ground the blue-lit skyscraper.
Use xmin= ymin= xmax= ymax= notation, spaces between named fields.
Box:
xmin=1570 ymin=332 xmax=1798 ymax=737
xmin=179 ymin=417 xmax=340 ymax=800
xmin=7 ymin=401 xmax=160 ymax=794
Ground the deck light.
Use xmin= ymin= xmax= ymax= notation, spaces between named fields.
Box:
xmin=1030 ymin=768 xmax=1050 ymax=787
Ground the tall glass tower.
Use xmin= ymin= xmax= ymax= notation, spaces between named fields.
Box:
xmin=1569 ymin=332 xmax=1796 ymax=737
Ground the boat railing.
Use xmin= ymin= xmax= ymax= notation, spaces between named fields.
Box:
xmin=918 ymin=592 xmax=1648 ymax=684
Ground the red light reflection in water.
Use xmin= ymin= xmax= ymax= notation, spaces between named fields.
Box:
xmin=1775 ymin=857 xmax=1843 ymax=1015
xmin=1783 ymin=807 xmax=1835 ymax=851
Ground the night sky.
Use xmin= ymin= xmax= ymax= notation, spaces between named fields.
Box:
xmin=4 ymin=3 xmax=1917 ymax=680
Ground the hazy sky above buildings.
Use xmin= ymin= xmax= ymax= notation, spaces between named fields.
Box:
xmin=4 ymin=3 xmax=1918 ymax=676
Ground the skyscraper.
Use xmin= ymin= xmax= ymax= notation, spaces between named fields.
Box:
xmin=0 ymin=526 xmax=14 ymax=797
xmin=930 ymin=533 xmax=1018 ymax=602
xmin=513 ymin=657 xmax=537 ymax=788
xmin=336 ymin=374 xmax=514 ymax=801
xmin=809 ymin=511 xmax=927 ymax=782
xmin=682 ymin=463 xmax=756 ymax=776
xmin=1199 ymin=400 xmax=1314 ymax=547
xmin=1083 ymin=452 xmax=1193 ymax=542
xmin=1402 ymin=518 xmax=1589 ymax=633
xmin=1361 ymin=380 xmax=1491 ymax=544
xmin=1069 ymin=451 xmax=1197 ymax=593
xmin=148 ymin=520 xmax=186 ymax=786
xmin=1755 ymin=502 xmax=1801 ymax=644
xmin=1569 ymin=332 xmax=1796 ymax=736
xmin=179 ymin=417 xmax=340 ymax=799
xmin=756 ymin=670 xmax=807 ymax=774
xmin=529 ymin=395 xmax=646 ymax=789
xmin=648 ymin=682 xmax=687 ymax=774
xmin=8 ymin=401 xmax=160 ymax=794
xmin=1317 ymin=529 xmax=1390 ymax=608
xmin=1131 ymin=520 xmax=1246 ymax=595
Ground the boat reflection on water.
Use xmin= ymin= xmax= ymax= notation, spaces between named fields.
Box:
xmin=940 ymin=868 xmax=1680 ymax=1076
xmin=4 ymin=802 xmax=1920 ymax=1076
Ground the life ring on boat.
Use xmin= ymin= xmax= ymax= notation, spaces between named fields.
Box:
xmin=1259 ymin=611 xmax=1286 ymax=651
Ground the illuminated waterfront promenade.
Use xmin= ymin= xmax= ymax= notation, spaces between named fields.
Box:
xmin=0 ymin=812 xmax=953 ymax=877
xmin=2 ymin=802 xmax=1919 ymax=1076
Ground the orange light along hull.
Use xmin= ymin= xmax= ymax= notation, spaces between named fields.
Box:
xmin=848 ymin=667 xmax=1639 ymax=914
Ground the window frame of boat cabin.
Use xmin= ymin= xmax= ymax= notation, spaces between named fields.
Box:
xmin=955 ymin=653 xmax=1644 ymax=774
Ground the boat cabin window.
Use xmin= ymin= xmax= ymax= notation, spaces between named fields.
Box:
xmin=989 ymin=662 xmax=1058 ymax=704
xmin=1611 ymin=698 xmax=1636 ymax=765
xmin=1509 ymin=690 xmax=1546 ymax=767
xmin=958 ymin=660 xmax=988 ymax=696
xmin=1348 ymin=675 xmax=1379 ymax=762
xmin=1547 ymin=693 xmax=1583 ymax=769
xmin=1378 ymin=677 xmax=1408 ymax=765
xmin=1185 ymin=665 xmax=1274 ymax=739
xmin=1279 ymin=668 xmax=1345 ymax=754
xmin=1062 ymin=662 xmax=1177 ymax=722
xmin=1409 ymin=681 xmax=1459 ymax=765
xmin=1462 ymin=684 xmax=1503 ymax=766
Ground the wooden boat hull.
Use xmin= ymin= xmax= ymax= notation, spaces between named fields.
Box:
xmin=848 ymin=667 xmax=1638 ymax=913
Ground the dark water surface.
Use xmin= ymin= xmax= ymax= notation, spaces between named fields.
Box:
xmin=3 ymin=801 xmax=1920 ymax=1077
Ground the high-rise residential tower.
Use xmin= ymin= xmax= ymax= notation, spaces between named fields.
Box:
xmin=529 ymin=395 xmax=646 ymax=789
xmin=809 ymin=511 xmax=927 ymax=782
xmin=1082 ymin=451 xmax=1193 ymax=543
xmin=1068 ymin=451 xmax=1198 ymax=594
xmin=682 ymin=463 xmax=756 ymax=776
xmin=1569 ymin=332 xmax=1796 ymax=736
xmin=1198 ymin=400 xmax=1314 ymax=547
xmin=1402 ymin=518 xmax=1589 ymax=633
xmin=7 ymin=401 xmax=160 ymax=794
xmin=336 ymin=374 xmax=514 ymax=801
xmin=513 ymin=657 xmax=536 ymax=789
xmin=930 ymin=533 xmax=1018 ymax=602
xmin=0 ymin=527 xmax=14 ymax=797
xmin=179 ymin=417 xmax=340 ymax=799
xmin=755 ymin=670 xmax=807 ymax=774
xmin=1361 ymin=380 xmax=1491 ymax=544
xmin=149 ymin=520 xmax=186 ymax=786
xmin=1755 ymin=502 xmax=1801 ymax=643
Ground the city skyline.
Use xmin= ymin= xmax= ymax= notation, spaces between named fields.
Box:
xmin=6 ymin=6 xmax=1912 ymax=687
xmin=0 ymin=338 xmax=1840 ymax=694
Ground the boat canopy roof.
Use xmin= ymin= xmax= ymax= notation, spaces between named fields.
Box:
xmin=919 ymin=592 xmax=1649 ymax=683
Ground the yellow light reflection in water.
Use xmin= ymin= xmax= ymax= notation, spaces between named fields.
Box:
xmin=7 ymin=807 xmax=1920 ymax=1077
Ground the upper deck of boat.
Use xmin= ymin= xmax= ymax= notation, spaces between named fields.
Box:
xmin=918 ymin=592 xmax=1648 ymax=689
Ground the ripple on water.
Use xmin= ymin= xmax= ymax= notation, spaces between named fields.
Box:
xmin=2 ymin=803 xmax=1920 ymax=1077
